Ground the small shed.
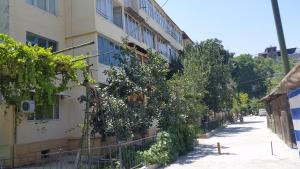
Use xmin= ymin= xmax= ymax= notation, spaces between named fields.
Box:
xmin=262 ymin=62 xmax=300 ymax=152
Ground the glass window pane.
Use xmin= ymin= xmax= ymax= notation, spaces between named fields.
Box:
xmin=38 ymin=38 xmax=47 ymax=48
xmin=49 ymin=0 xmax=56 ymax=15
xmin=48 ymin=41 xmax=57 ymax=52
xmin=26 ymin=33 xmax=37 ymax=45
xmin=26 ymin=0 xmax=34 ymax=5
xmin=98 ymin=36 xmax=121 ymax=66
xmin=97 ymin=0 xmax=113 ymax=21
xmin=37 ymin=0 xmax=47 ymax=11
xmin=26 ymin=32 xmax=58 ymax=51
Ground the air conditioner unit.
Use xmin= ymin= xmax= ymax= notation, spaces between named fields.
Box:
xmin=21 ymin=100 xmax=35 ymax=113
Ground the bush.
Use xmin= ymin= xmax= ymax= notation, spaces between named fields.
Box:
xmin=140 ymin=132 xmax=176 ymax=166
xmin=140 ymin=124 xmax=198 ymax=166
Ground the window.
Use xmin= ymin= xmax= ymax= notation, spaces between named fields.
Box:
xmin=142 ymin=27 xmax=154 ymax=49
xmin=26 ymin=32 xmax=58 ymax=52
xmin=168 ymin=45 xmax=177 ymax=61
xmin=96 ymin=0 xmax=113 ymax=21
xmin=157 ymin=37 xmax=168 ymax=56
xmin=139 ymin=0 xmax=182 ymax=44
xmin=26 ymin=0 xmax=57 ymax=15
xmin=98 ymin=36 xmax=121 ymax=66
xmin=113 ymin=7 xmax=123 ymax=29
xmin=27 ymin=97 xmax=60 ymax=121
xmin=125 ymin=14 xmax=141 ymax=41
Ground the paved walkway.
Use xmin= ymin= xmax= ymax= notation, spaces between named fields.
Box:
xmin=163 ymin=116 xmax=300 ymax=169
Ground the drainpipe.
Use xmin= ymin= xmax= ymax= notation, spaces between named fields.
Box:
xmin=11 ymin=105 xmax=17 ymax=168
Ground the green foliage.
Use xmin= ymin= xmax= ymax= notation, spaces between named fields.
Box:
xmin=230 ymin=92 xmax=249 ymax=114
xmin=239 ymin=93 xmax=249 ymax=112
xmin=83 ymin=38 xmax=236 ymax=166
xmin=249 ymin=98 xmax=264 ymax=115
xmin=232 ymin=54 xmax=298 ymax=98
xmin=230 ymin=93 xmax=264 ymax=115
xmin=265 ymin=58 xmax=297 ymax=92
xmin=140 ymin=132 xmax=176 ymax=166
xmin=84 ymin=46 xmax=170 ymax=141
xmin=184 ymin=39 xmax=235 ymax=112
xmin=0 ymin=34 xmax=88 ymax=114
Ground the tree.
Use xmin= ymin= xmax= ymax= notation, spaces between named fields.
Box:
xmin=232 ymin=54 xmax=261 ymax=98
xmin=249 ymin=98 xmax=264 ymax=115
xmin=82 ymin=46 xmax=170 ymax=141
xmin=239 ymin=92 xmax=249 ymax=112
xmin=265 ymin=57 xmax=297 ymax=92
xmin=184 ymin=39 xmax=234 ymax=112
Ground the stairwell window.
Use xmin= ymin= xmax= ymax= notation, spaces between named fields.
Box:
xmin=26 ymin=32 xmax=58 ymax=52
xmin=96 ymin=0 xmax=113 ymax=22
xmin=26 ymin=0 xmax=58 ymax=15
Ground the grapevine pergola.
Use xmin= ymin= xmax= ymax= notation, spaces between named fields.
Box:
xmin=0 ymin=34 xmax=89 ymax=109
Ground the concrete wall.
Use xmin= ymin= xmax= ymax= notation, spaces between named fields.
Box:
xmin=65 ymin=0 xmax=96 ymax=38
xmin=0 ymin=105 xmax=14 ymax=158
xmin=16 ymin=96 xmax=70 ymax=144
xmin=0 ymin=0 xmax=9 ymax=34
xmin=9 ymin=0 xmax=66 ymax=48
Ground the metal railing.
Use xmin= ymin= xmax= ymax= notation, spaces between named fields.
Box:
xmin=1 ymin=136 xmax=156 ymax=169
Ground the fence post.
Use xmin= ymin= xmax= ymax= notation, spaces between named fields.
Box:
xmin=58 ymin=148 xmax=63 ymax=169
xmin=119 ymin=144 xmax=123 ymax=169
xmin=271 ymin=141 xmax=274 ymax=155
xmin=217 ymin=142 xmax=221 ymax=155
xmin=0 ymin=159 xmax=3 ymax=169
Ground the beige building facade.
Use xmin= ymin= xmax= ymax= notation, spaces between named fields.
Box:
xmin=0 ymin=0 xmax=187 ymax=166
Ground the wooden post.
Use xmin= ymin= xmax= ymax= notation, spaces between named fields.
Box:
xmin=217 ymin=142 xmax=221 ymax=155
xmin=271 ymin=141 xmax=274 ymax=155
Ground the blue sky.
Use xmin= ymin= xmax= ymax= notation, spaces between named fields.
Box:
xmin=156 ymin=0 xmax=300 ymax=56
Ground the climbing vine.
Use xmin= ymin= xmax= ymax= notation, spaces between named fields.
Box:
xmin=0 ymin=34 xmax=88 ymax=113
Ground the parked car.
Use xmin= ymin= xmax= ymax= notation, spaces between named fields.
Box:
xmin=258 ymin=109 xmax=267 ymax=116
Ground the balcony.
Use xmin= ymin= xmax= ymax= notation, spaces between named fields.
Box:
xmin=124 ymin=0 xmax=144 ymax=22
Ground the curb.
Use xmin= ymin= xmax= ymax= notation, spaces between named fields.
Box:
xmin=200 ymin=124 xmax=228 ymax=138
xmin=140 ymin=164 xmax=160 ymax=169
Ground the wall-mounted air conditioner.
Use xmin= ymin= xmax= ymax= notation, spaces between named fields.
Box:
xmin=21 ymin=100 xmax=35 ymax=113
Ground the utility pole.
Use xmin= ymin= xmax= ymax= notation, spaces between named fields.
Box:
xmin=271 ymin=1 xmax=294 ymax=151
xmin=271 ymin=0 xmax=290 ymax=74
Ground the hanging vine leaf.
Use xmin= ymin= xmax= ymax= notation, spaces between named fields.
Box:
xmin=0 ymin=34 xmax=89 ymax=115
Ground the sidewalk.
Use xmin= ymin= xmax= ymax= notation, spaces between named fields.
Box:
xmin=163 ymin=116 xmax=300 ymax=169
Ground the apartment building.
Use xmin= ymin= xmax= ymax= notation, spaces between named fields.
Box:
xmin=0 ymin=0 xmax=188 ymax=166
xmin=258 ymin=46 xmax=300 ymax=60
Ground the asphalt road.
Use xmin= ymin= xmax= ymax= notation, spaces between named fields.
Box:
xmin=163 ymin=116 xmax=300 ymax=169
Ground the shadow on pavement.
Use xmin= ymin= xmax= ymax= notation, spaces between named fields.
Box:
xmin=174 ymin=144 xmax=236 ymax=165
xmin=232 ymin=120 xmax=264 ymax=125
xmin=214 ymin=126 xmax=257 ymax=137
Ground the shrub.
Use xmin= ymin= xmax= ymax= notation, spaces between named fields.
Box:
xmin=140 ymin=132 xmax=176 ymax=166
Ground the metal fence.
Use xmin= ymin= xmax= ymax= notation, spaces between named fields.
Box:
xmin=201 ymin=120 xmax=226 ymax=133
xmin=0 ymin=136 xmax=156 ymax=169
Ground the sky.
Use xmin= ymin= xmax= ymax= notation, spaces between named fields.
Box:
xmin=156 ymin=0 xmax=300 ymax=56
